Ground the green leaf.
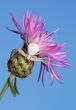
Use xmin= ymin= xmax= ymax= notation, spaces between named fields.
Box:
xmin=8 ymin=76 xmax=16 ymax=96
xmin=14 ymin=78 xmax=20 ymax=95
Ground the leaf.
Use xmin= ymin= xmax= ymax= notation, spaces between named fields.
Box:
xmin=14 ymin=78 xmax=20 ymax=95
xmin=8 ymin=77 xmax=16 ymax=96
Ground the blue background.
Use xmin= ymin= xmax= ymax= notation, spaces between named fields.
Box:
xmin=0 ymin=0 xmax=76 ymax=110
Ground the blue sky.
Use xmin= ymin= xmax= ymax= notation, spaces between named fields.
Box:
xmin=0 ymin=0 xmax=76 ymax=110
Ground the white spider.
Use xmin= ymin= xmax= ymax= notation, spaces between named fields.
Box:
xmin=10 ymin=43 xmax=48 ymax=66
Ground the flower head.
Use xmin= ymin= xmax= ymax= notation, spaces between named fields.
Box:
xmin=9 ymin=11 xmax=69 ymax=85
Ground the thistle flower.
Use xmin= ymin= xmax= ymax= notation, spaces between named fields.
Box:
xmin=8 ymin=11 xmax=69 ymax=85
xmin=0 ymin=11 xmax=69 ymax=100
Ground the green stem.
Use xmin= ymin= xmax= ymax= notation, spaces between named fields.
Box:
xmin=0 ymin=80 xmax=8 ymax=100
xmin=8 ymin=75 xmax=16 ymax=96
xmin=14 ymin=78 xmax=20 ymax=95
xmin=0 ymin=75 xmax=16 ymax=100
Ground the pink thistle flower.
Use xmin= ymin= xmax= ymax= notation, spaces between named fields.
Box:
xmin=8 ymin=11 xmax=69 ymax=85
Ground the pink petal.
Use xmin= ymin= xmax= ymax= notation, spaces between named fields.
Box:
xmin=38 ymin=63 xmax=43 ymax=81
xmin=10 ymin=13 xmax=23 ymax=32
xmin=50 ymin=66 xmax=62 ymax=82
xmin=41 ymin=65 xmax=46 ymax=86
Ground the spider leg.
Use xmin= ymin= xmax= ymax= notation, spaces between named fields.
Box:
xmin=10 ymin=48 xmax=27 ymax=58
xmin=10 ymin=48 xmax=19 ymax=57
xmin=30 ymin=56 xmax=48 ymax=65
xmin=30 ymin=56 xmax=43 ymax=61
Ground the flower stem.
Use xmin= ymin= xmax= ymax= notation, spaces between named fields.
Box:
xmin=0 ymin=75 xmax=16 ymax=100
xmin=0 ymin=80 xmax=8 ymax=100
